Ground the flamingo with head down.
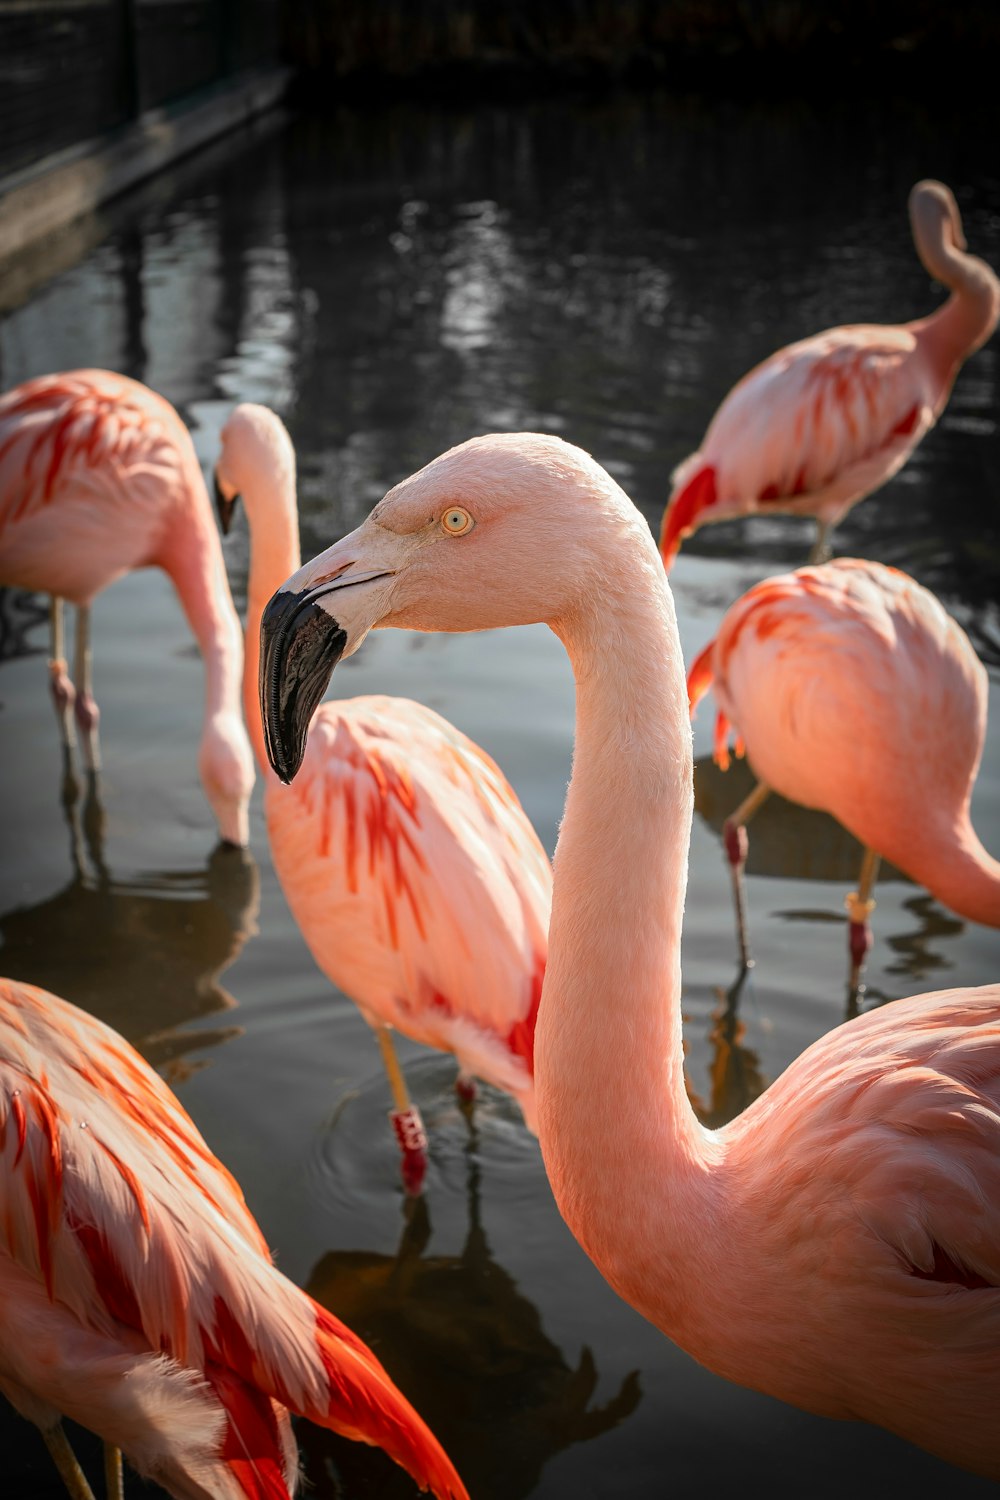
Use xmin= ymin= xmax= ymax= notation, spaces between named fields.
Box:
xmin=215 ymin=405 xmax=551 ymax=1192
xmin=0 ymin=370 xmax=254 ymax=845
xmin=0 ymin=976 xmax=466 ymax=1500
xmin=259 ymin=431 xmax=1000 ymax=1481
xmin=686 ymin=557 xmax=1000 ymax=993
xmin=659 ymin=180 xmax=1000 ymax=568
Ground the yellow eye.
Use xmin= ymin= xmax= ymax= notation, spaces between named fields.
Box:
xmin=441 ymin=506 xmax=474 ymax=536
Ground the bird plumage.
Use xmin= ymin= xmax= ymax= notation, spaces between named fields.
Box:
xmin=0 ymin=976 xmax=467 ymax=1500
xmin=688 ymin=557 xmax=1000 ymax=927
xmin=659 ymin=179 xmax=1000 ymax=566
xmin=0 ymin=369 xmax=254 ymax=844
xmin=259 ymin=431 xmax=1000 ymax=1479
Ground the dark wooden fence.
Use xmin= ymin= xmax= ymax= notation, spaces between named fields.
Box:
xmin=0 ymin=0 xmax=280 ymax=182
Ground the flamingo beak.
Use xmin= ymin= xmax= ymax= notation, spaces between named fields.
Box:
xmin=214 ymin=469 xmax=239 ymax=536
xmin=259 ymin=555 xmax=395 ymax=783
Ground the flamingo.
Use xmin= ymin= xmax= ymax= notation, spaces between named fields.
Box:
xmin=658 ymin=180 xmax=1000 ymax=568
xmin=0 ymin=370 xmax=255 ymax=845
xmin=259 ymin=432 xmax=1000 ymax=1480
xmin=686 ymin=557 xmax=1000 ymax=994
xmin=214 ymin=405 xmax=551 ymax=1192
xmin=0 ymin=976 xmax=466 ymax=1500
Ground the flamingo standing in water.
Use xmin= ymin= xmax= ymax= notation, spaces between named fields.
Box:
xmin=0 ymin=976 xmax=466 ymax=1500
xmin=686 ymin=558 xmax=1000 ymax=992
xmin=260 ymin=432 xmax=1000 ymax=1481
xmin=214 ymin=405 xmax=550 ymax=1191
xmin=0 ymin=370 xmax=254 ymax=845
xmin=659 ymin=180 xmax=1000 ymax=568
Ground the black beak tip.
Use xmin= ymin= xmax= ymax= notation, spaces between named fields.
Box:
xmin=259 ymin=589 xmax=348 ymax=786
xmin=214 ymin=470 xmax=238 ymax=536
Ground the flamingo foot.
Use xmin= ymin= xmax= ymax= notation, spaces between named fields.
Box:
xmin=390 ymin=1106 xmax=428 ymax=1196
xmin=48 ymin=657 xmax=77 ymax=749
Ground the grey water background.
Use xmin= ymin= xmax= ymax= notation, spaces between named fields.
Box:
xmin=1 ymin=88 xmax=999 ymax=1497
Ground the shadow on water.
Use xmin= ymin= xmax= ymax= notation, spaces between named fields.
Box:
xmin=299 ymin=1122 xmax=642 ymax=1500
xmin=0 ymin=767 xmax=261 ymax=1080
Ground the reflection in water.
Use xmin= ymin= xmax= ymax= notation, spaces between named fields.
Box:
xmin=685 ymin=967 xmax=770 ymax=1128
xmin=300 ymin=1129 xmax=641 ymax=1500
xmin=0 ymin=769 xmax=260 ymax=1081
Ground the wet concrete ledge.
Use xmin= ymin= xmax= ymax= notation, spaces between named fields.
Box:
xmin=0 ymin=65 xmax=291 ymax=267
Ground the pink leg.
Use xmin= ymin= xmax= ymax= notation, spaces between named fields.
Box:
xmin=376 ymin=1025 xmax=428 ymax=1195
xmin=721 ymin=781 xmax=770 ymax=970
xmin=48 ymin=597 xmax=77 ymax=749
xmin=845 ymin=848 xmax=880 ymax=1016
xmin=73 ymin=605 xmax=101 ymax=772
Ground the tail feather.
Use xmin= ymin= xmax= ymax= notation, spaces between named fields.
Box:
xmin=687 ymin=639 xmax=716 ymax=717
xmin=660 ymin=458 xmax=716 ymax=570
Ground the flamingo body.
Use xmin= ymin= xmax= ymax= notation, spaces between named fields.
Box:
xmin=217 ymin=405 xmax=551 ymax=1134
xmin=659 ymin=180 xmax=1000 ymax=566
xmin=259 ymin=431 xmax=1000 ymax=1478
xmin=0 ymin=976 xmax=466 ymax=1499
xmin=0 ymin=370 xmax=254 ymax=844
xmin=267 ymin=697 xmax=549 ymax=1121
xmin=688 ymin=557 xmax=1000 ymax=927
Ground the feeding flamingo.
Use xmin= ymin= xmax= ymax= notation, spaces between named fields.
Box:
xmin=0 ymin=370 xmax=254 ymax=845
xmin=0 ymin=976 xmax=466 ymax=1500
xmin=659 ymin=180 xmax=1000 ymax=568
xmin=686 ymin=557 xmax=1000 ymax=994
xmin=260 ymin=432 xmax=1000 ymax=1481
xmin=215 ymin=405 xmax=550 ymax=1192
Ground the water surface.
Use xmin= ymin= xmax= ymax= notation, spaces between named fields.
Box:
xmin=2 ymin=88 xmax=999 ymax=1498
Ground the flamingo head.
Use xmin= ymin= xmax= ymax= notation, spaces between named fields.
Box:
xmin=199 ymin=711 xmax=255 ymax=847
xmin=259 ymin=431 xmax=658 ymax=782
xmin=215 ymin=403 xmax=297 ymax=537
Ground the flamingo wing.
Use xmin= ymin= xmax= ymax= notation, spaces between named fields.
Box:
xmin=688 ymin=558 xmax=987 ymax=836
xmin=660 ymin=326 xmax=938 ymax=563
xmin=732 ymin=985 xmax=1000 ymax=1293
xmin=267 ymin=695 xmax=551 ymax=1091
xmin=0 ymin=977 xmax=467 ymax=1500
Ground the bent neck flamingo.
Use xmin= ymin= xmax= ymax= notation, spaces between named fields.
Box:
xmin=0 ymin=976 xmax=466 ymax=1499
xmin=686 ymin=557 xmax=1000 ymax=999
xmin=215 ymin=405 xmax=551 ymax=1192
xmin=0 ymin=370 xmax=254 ymax=845
xmin=659 ymin=180 xmax=1000 ymax=568
xmin=260 ymin=432 xmax=1000 ymax=1481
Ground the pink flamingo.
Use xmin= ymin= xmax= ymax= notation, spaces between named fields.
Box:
xmin=686 ymin=557 xmax=1000 ymax=992
xmin=0 ymin=370 xmax=255 ymax=845
xmin=215 ymin=405 xmax=551 ymax=1192
xmin=0 ymin=975 xmax=466 ymax=1500
xmin=659 ymin=180 xmax=1000 ymax=568
xmin=259 ymin=432 xmax=1000 ymax=1480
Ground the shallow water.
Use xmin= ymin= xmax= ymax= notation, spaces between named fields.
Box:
xmin=1 ymin=89 xmax=999 ymax=1498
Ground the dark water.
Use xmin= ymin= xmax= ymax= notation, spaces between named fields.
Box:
xmin=1 ymin=89 xmax=999 ymax=1499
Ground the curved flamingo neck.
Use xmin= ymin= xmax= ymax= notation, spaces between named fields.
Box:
xmin=536 ymin=512 xmax=720 ymax=1325
xmin=910 ymin=195 xmax=1000 ymax=370
xmin=909 ymin=811 xmax=1000 ymax=929
xmin=238 ymin=434 xmax=300 ymax=776
xmin=157 ymin=445 xmax=245 ymax=748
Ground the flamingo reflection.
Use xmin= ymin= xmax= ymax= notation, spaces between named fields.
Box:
xmin=298 ymin=1128 xmax=641 ymax=1500
xmin=0 ymin=771 xmax=260 ymax=1079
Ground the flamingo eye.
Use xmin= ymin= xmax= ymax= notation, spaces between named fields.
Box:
xmin=441 ymin=506 xmax=474 ymax=536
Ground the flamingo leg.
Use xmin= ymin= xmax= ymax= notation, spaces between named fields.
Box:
xmin=722 ymin=781 xmax=771 ymax=970
xmin=455 ymin=1069 xmax=478 ymax=1111
xmin=845 ymin=847 xmax=881 ymax=1016
xmin=806 ymin=518 xmax=832 ymax=566
xmin=73 ymin=604 xmax=101 ymax=772
xmin=376 ymin=1024 xmax=428 ymax=1196
xmin=104 ymin=1442 xmax=124 ymax=1500
xmin=48 ymin=596 xmax=77 ymax=750
xmin=41 ymin=1422 xmax=98 ymax=1500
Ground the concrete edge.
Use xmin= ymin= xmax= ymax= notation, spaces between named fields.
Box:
xmin=0 ymin=65 xmax=292 ymax=265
